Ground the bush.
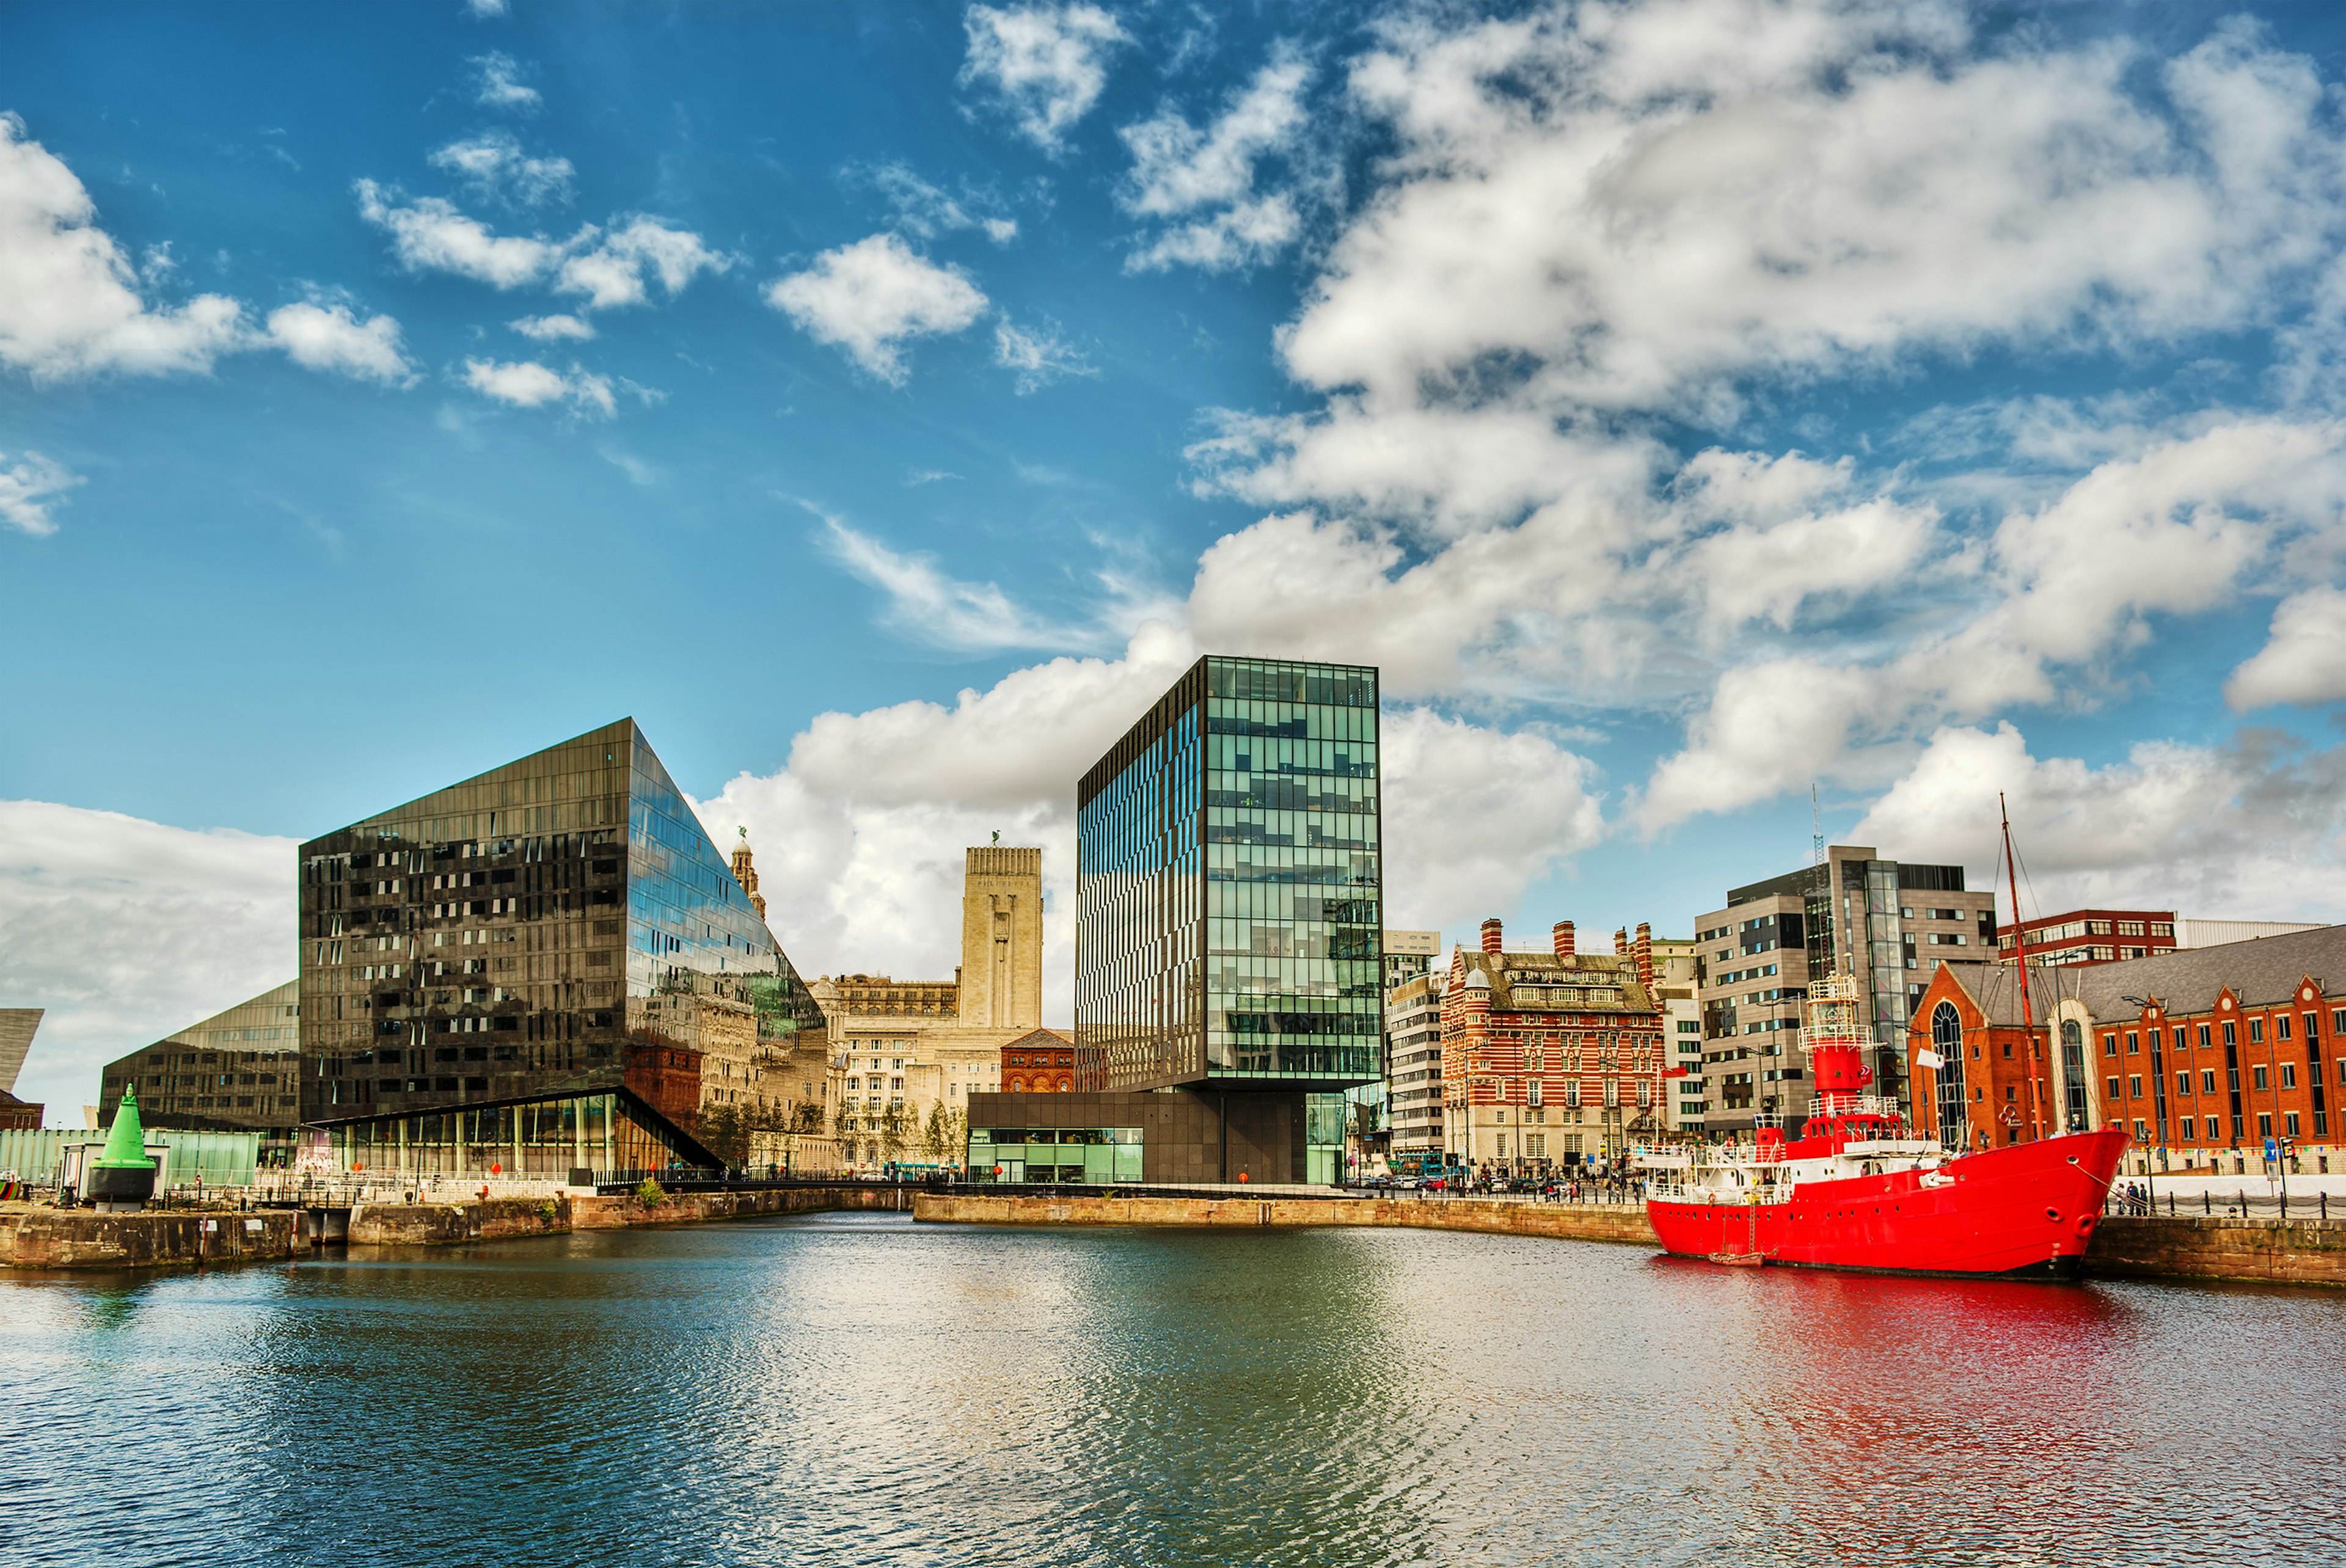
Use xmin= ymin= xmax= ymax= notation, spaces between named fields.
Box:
xmin=635 ymin=1178 xmax=665 ymax=1207
xmin=536 ymin=1200 xmax=558 ymax=1222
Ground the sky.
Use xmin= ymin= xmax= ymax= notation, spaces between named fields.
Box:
xmin=9 ymin=0 xmax=2346 ymax=1121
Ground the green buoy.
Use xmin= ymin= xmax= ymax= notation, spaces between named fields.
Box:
xmin=88 ymin=1085 xmax=158 ymax=1209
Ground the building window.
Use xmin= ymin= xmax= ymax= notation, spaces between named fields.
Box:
xmin=2125 ymin=1033 xmax=2139 ymax=1054
xmin=2249 ymin=1019 xmax=2265 ymax=1043
xmin=2286 ymin=1112 xmax=2301 ymax=1138
xmin=2253 ymin=1065 xmax=2268 ymax=1091
xmin=2103 ymin=1035 xmax=2118 ymax=1057
xmin=2278 ymin=1015 xmax=2294 ymax=1041
xmin=2281 ymin=1063 xmax=2298 ymax=1090
xmin=2107 ymin=1077 xmax=2122 ymax=1100
xmin=2257 ymin=1112 xmax=2273 ymax=1138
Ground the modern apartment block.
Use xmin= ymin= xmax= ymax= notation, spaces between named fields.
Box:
xmin=1694 ymin=845 xmax=1997 ymax=1134
xmin=1993 ymin=908 xmax=2177 ymax=966
xmin=296 ymin=718 xmax=826 ymax=1177
xmin=1646 ymin=938 xmax=1705 ymax=1131
xmin=1384 ymin=969 xmax=1444 ymax=1172
xmin=973 ymin=655 xmax=1381 ymax=1184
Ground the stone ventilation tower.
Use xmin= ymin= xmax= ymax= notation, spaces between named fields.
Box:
xmin=1552 ymin=921 xmax=1576 ymax=959
xmin=959 ymin=845 xmax=1043 ymax=1030
xmin=729 ymin=828 xmax=766 ymax=921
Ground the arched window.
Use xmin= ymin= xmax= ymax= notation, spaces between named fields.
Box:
xmin=1932 ymin=1002 xmax=1967 ymax=1149
xmin=2059 ymin=1019 xmax=2090 ymax=1131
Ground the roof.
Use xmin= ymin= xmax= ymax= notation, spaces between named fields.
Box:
xmin=1449 ymin=949 xmax=1656 ymax=1015
xmin=1926 ymin=923 xmax=2346 ymax=1028
xmin=1000 ymin=1028 xmax=1072 ymax=1051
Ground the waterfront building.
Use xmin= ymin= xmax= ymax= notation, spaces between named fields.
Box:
xmin=1694 ymin=845 xmax=1997 ymax=1136
xmin=974 ymin=655 xmax=1381 ymax=1184
xmin=1907 ymin=924 xmax=2346 ymax=1178
xmin=1993 ymin=908 xmax=2177 ymax=967
xmin=1440 ymin=918 xmax=1665 ymax=1175
xmin=1385 ymin=970 xmax=1444 ymax=1172
xmin=808 ymin=847 xmax=1059 ymax=1169
xmin=1350 ymin=928 xmax=1441 ymax=1175
xmin=97 ymin=980 xmax=302 ymax=1152
xmin=0 ymin=1008 xmax=43 ymax=1129
xmin=1382 ymin=929 xmax=1439 ymax=993
xmin=1645 ymin=938 xmax=1705 ymax=1132
xmin=1000 ymin=1029 xmax=1076 ymax=1092
xmin=296 ymin=718 xmax=827 ymax=1176
xmin=2176 ymin=918 xmax=2326 ymax=948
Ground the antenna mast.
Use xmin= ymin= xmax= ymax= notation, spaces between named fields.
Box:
xmin=2001 ymin=792 xmax=2046 ymax=1141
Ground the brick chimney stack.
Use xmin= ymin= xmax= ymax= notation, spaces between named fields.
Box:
xmin=1634 ymin=921 xmax=1654 ymax=989
xmin=1613 ymin=925 xmax=1629 ymax=958
xmin=1482 ymin=917 xmax=1503 ymax=954
xmin=1552 ymin=920 xmax=1576 ymax=958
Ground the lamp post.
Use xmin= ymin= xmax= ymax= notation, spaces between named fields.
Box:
xmin=2120 ymin=995 xmax=2160 ymax=1215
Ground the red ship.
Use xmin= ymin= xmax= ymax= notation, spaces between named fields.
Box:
xmin=1636 ymin=969 xmax=2127 ymax=1278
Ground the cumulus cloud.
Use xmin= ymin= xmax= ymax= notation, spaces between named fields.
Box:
xmin=766 ymin=233 xmax=988 ymax=382
xmin=0 ymin=112 xmax=247 ymax=380
xmin=357 ymin=184 xmax=725 ymax=311
xmin=992 ymin=317 xmax=1092 ymax=392
xmin=0 ymin=451 xmax=81 ymax=537
xmin=428 ymin=128 xmax=574 ymax=207
xmin=960 ymin=4 xmax=1129 ymax=152
xmin=263 ymin=302 xmax=415 ymax=385
xmin=508 ymin=313 xmax=594 ymax=341
xmin=462 ymin=356 xmax=615 ymax=416
xmin=0 ymin=800 xmax=296 ymax=1121
xmin=556 ymin=217 xmax=731 ymax=309
xmin=465 ymin=0 xmax=508 ymax=17
xmin=471 ymin=51 xmax=541 ymax=110
xmin=356 ymin=180 xmax=564 ymax=288
xmin=2227 ymin=586 xmax=2346 ymax=710
xmin=1855 ymin=722 xmax=2346 ymax=921
xmin=1120 ymin=49 xmax=1313 ymax=272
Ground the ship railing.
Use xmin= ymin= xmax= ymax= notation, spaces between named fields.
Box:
xmin=1807 ymin=1093 xmax=1901 ymax=1120
xmin=1798 ymin=1026 xmax=1896 ymax=1055
xmin=1698 ymin=1141 xmax=1788 ymax=1167
xmin=1648 ymin=1181 xmax=1796 ymax=1206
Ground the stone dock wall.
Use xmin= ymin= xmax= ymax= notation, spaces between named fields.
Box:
xmin=913 ymin=1192 xmax=1662 ymax=1245
xmin=0 ymin=1186 xmax=910 ymax=1270
xmin=0 ymin=1206 xmax=302 ymax=1269
xmin=915 ymin=1192 xmax=2346 ymax=1288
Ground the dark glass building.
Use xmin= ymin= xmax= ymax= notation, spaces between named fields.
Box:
xmin=297 ymin=718 xmax=822 ymax=1177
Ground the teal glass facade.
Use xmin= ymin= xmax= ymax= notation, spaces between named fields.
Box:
xmin=1078 ymin=657 xmax=1383 ymax=1095
xmin=967 ymin=1125 xmax=1144 ymax=1184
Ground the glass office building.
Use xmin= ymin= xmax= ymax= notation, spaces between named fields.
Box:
xmin=1077 ymin=656 xmax=1383 ymax=1093
xmin=297 ymin=718 xmax=824 ymax=1175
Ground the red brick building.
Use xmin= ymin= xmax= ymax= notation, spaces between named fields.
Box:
xmin=1000 ymin=1028 xmax=1076 ymax=1093
xmin=1909 ymin=924 xmax=2344 ymax=1178
xmin=1441 ymin=917 xmax=1666 ymax=1173
xmin=1993 ymin=908 xmax=2176 ymax=967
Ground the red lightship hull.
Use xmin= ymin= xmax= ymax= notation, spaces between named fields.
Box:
xmin=1647 ymin=1128 xmax=2128 ymax=1279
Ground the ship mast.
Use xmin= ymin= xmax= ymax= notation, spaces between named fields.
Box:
xmin=2000 ymin=793 xmax=2047 ymax=1142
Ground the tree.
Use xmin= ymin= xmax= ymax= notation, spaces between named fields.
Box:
xmin=879 ymin=1101 xmax=910 ymax=1164
xmin=698 ymin=1103 xmax=749 ymax=1167
xmin=791 ymin=1101 xmax=825 ymax=1135
xmin=922 ymin=1103 xmax=948 ymax=1161
xmin=831 ymin=1099 xmax=861 ymax=1143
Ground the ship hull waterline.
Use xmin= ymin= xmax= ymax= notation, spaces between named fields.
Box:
xmin=1647 ymin=1127 xmax=2128 ymax=1280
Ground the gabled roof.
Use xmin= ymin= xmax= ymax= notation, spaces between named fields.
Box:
xmin=1448 ymin=948 xmax=1656 ymax=1015
xmin=1001 ymin=1027 xmax=1073 ymax=1051
xmin=1925 ymin=923 xmax=2346 ymax=1028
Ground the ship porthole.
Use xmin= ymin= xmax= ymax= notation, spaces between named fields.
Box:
xmin=2066 ymin=1156 xmax=2078 ymax=1165
xmin=2045 ymin=1208 xmax=2061 ymax=1223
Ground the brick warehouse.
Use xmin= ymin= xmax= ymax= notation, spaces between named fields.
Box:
xmin=1907 ymin=924 xmax=2346 ymax=1178
xmin=1441 ymin=918 xmax=1667 ymax=1174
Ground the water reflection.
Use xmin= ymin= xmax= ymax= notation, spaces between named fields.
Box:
xmin=2 ymin=1216 xmax=2341 ymax=1567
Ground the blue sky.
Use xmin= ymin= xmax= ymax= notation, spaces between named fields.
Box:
xmin=9 ymin=1 xmax=2346 ymax=1117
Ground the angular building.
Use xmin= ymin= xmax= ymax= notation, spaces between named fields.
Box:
xmin=98 ymin=980 xmax=302 ymax=1147
xmin=972 ymin=656 xmax=1382 ymax=1185
xmin=297 ymin=719 xmax=824 ymax=1178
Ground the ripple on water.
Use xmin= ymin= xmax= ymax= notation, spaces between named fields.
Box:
xmin=2 ymin=1212 xmax=2341 ymax=1568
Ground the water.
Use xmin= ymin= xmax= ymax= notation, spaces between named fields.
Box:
xmin=5 ymin=1212 xmax=2341 ymax=1567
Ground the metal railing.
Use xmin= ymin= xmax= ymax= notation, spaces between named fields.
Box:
xmin=2104 ymin=1189 xmax=2336 ymax=1221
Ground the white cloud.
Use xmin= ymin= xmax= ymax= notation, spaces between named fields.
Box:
xmin=1855 ymin=722 xmax=2346 ymax=922
xmin=428 ymin=129 xmax=574 ymax=207
xmin=960 ymin=4 xmax=1130 ymax=152
xmin=466 ymin=0 xmax=508 ymax=17
xmin=1120 ymin=49 xmax=1312 ymax=272
xmin=766 ymin=233 xmax=988 ymax=382
xmin=462 ymin=356 xmax=615 ymax=416
xmin=263 ymin=302 xmax=415 ymax=385
xmin=556 ymin=217 xmax=731 ymax=310
xmin=0 ymin=800 xmax=295 ymax=1121
xmin=357 ymin=184 xmax=724 ymax=312
xmin=2227 ymin=586 xmax=2346 ymax=710
xmin=817 ymin=512 xmax=1087 ymax=652
xmin=861 ymin=162 xmax=1018 ymax=244
xmin=509 ymin=313 xmax=595 ymax=341
xmin=471 ymin=51 xmax=541 ymax=110
xmin=0 ymin=451 xmax=82 ymax=537
xmin=356 ymin=180 xmax=565 ymax=288
xmin=992 ymin=318 xmax=1092 ymax=392
xmin=0 ymin=112 xmax=247 ymax=380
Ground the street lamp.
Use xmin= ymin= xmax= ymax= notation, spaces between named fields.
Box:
xmin=2121 ymin=995 xmax=2158 ymax=1214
